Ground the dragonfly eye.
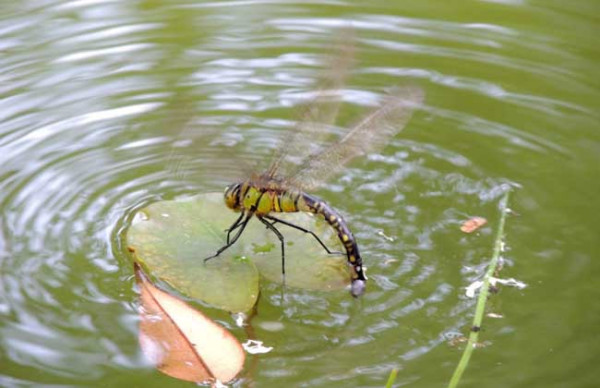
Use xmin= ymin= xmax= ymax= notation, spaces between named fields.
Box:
xmin=224 ymin=183 xmax=241 ymax=210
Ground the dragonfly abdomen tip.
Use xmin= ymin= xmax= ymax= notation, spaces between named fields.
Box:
xmin=351 ymin=279 xmax=366 ymax=297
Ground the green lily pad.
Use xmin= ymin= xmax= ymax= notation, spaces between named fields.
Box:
xmin=249 ymin=215 xmax=350 ymax=291
xmin=127 ymin=194 xmax=259 ymax=312
xmin=126 ymin=193 xmax=351 ymax=312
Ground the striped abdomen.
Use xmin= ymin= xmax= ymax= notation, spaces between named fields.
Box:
xmin=296 ymin=192 xmax=367 ymax=295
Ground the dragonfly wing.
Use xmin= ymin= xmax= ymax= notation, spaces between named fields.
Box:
xmin=267 ymin=34 xmax=355 ymax=179
xmin=291 ymin=86 xmax=425 ymax=191
xmin=167 ymin=121 xmax=258 ymax=190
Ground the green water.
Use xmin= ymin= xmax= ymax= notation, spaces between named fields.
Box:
xmin=1 ymin=1 xmax=598 ymax=387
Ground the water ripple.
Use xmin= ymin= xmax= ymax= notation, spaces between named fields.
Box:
xmin=0 ymin=1 xmax=596 ymax=386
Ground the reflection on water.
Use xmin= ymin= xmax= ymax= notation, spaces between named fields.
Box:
xmin=1 ymin=1 xmax=598 ymax=386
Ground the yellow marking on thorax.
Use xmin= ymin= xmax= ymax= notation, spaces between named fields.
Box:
xmin=241 ymin=186 xmax=259 ymax=210
xmin=273 ymin=194 xmax=281 ymax=212
xmin=342 ymin=234 xmax=349 ymax=242
xmin=257 ymin=191 xmax=276 ymax=215
xmin=241 ymin=186 xmax=273 ymax=215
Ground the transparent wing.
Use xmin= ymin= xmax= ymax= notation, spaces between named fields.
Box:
xmin=166 ymin=118 xmax=258 ymax=190
xmin=266 ymin=33 xmax=355 ymax=180
xmin=290 ymin=86 xmax=425 ymax=191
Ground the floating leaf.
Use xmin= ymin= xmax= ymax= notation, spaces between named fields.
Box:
xmin=135 ymin=264 xmax=245 ymax=384
xmin=127 ymin=193 xmax=260 ymax=312
xmin=234 ymin=209 xmax=351 ymax=291
xmin=460 ymin=216 xmax=487 ymax=233
xmin=127 ymin=193 xmax=352 ymax=307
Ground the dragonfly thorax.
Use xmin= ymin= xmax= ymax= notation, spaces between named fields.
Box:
xmin=223 ymin=179 xmax=302 ymax=216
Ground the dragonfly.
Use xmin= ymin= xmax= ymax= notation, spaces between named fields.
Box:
xmin=204 ymin=44 xmax=423 ymax=297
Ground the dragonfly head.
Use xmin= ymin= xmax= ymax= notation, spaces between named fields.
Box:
xmin=224 ymin=182 xmax=242 ymax=210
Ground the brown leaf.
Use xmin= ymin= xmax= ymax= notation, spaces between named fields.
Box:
xmin=135 ymin=263 xmax=245 ymax=384
xmin=460 ymin=217 xmax=487 ymax=233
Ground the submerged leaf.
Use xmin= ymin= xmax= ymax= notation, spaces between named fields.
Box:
xmin=135 ymin=264 xmax=245 ymax=384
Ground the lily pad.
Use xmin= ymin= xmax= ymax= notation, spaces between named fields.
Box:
xmin=127 ymin=194 xmax=259 ymax=312
xmin=249 ymin=216 xmax=350 ymax=291
xmin=126 ymin=193 xmax=351 ymax=312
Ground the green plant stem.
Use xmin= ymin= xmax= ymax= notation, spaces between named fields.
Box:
xmin=447 ymin=189 xmax=511 ymax=388
xmin=385 ymin=368 xmax=398 ymax=388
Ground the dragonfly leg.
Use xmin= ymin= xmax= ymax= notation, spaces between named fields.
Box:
xmin=226 ymin=212 xmax=246 ymax=244
xmin=264 ymin=215 xmax=343 ymax=255
xmin=205 ymin=211 xmax=253 ymax=262
xmin=258 ymin=216 xmax=286 ymax=276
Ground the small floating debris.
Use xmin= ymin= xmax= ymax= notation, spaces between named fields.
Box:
xmin=242 ymin=340 xmax=273 ymax=354
xmin=465 ymin=277 xmax=527 ymax=297
xmin=460 ymin=217 xmax=487 ymax=233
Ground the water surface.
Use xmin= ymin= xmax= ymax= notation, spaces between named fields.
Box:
xmin=1 ymin=1 xmax=598 ymax=387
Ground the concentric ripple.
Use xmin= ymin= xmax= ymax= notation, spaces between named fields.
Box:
xmin=1 ymin=1 xmax=598 ymax=387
